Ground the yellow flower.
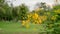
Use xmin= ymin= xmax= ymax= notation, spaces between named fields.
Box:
xmin=39 ymin=19 xmax=42 ymax=24
xmin=35 ymin=13 xmax=38 ymax=17
xmin=22 ymin=21 xmax=26 ymax=26
xmin=32 ymin=13 xmax=39 ymax=19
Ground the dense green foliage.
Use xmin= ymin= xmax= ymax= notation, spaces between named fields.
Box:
xmin=0 ymin=0 xmax=29 ymax=21
xmin=18 ymin=4 xmax=29 ymax=20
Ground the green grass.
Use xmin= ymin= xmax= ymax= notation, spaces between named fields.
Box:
xmin=0 ymin=21 xmax=20 ymax=32
xmin=0 ymin=21 xmax=47 ymax=34
xmin=0 ymin=21 xmax=60 ymax=34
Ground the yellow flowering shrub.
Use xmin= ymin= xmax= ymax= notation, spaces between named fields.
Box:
xmin=30 ymin=13 xmax=47 ymax=24
xmin=31 ymin=13 xmax=41 ymax=24
xmin=32 ymin=13 xmax=39 ymax=19
xmin=21 ymin=10 xmax=52 ymax=28
xmin=22 ymin=19 xmax=30 ymax=28
xmin=22 ymin=20 xmax=26 ymax=26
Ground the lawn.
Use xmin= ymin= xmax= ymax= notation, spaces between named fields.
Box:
xmin=0 ymin=21 xmax=60 ymax=34
xmin=0 ymin=21 xmax=47 ymax=34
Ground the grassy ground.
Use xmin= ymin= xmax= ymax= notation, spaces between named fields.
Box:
xmin=0 ymin=21 xmax=60 ymax=34
xmin=0 ymin=21 xmax=47 ymax=34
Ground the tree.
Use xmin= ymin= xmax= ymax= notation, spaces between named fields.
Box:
xmin=0 ymin=0 xmax=13 ymax=21
xmin=36 ymin=2 xmax=46 ymax=10
xmin=18 ymin=4 xmax=29 ymax=20
xmin=36 ymin=2 xmax=52 ymax=11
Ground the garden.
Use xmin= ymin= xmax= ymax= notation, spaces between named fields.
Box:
xmin=0 ymin=0 xmax=60 ymax=34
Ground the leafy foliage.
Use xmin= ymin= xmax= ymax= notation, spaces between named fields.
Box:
xmin=18 ymin=4 xmax=29 ymax=20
